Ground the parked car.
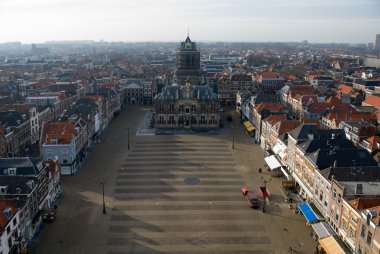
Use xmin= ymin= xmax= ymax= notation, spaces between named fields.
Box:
xmin=247 ymin=192 xmax=259 ymax=209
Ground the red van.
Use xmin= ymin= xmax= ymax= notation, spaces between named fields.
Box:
xmin=247 ymin=192 xmax=259 ymax=209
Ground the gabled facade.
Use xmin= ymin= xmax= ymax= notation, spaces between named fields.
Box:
xmin=217 ymin=74 xmax=254 ymax=105
xmin=40 ymin=121 xmax=88 ymax=175
xmin=124 ymin=78 xmax=144 ymax=105
xmin=356 ymin=203 xmax=380 ymax=254
xmin=258 ymin=72 xmax=285 ymax=92
xmin=338 ymin=121 xmax=376 ymax=146
xmin=0 ymin=201 xmax=21 ymax=254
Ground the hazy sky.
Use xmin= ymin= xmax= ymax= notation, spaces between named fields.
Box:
xmin=0 ymin=0 xmax=379 ymax=43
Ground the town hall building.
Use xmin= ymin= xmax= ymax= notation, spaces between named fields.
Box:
xmin=154 ymin=35 xmax=220 ymax=130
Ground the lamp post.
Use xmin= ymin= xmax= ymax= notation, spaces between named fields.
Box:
xmin=100 ymin=181 xmax=106 ymax=214
xmin=127 ymin=127 xmax=130 ymax=150
xmin=232 ymin=125 xmax=235 ymax=150
xmin=262 ymin=179 xmax=267 ymax=213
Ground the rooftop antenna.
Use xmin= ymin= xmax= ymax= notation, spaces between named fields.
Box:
xmin=187 ymin=28 xmax=189 ymax=37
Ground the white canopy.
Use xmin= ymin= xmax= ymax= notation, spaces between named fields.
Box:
xmin=272 ymin=143 xmax=283 ymax=154
xmin=264 ymin=155 xmax=282 ymax=170
xmin=312 ymin=222 xmax=332 ymax=239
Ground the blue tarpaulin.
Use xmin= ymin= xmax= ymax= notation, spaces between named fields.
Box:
xmin=299 ymin=203 xmax=318 ymax=223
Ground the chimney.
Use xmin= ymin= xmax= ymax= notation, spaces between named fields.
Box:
xmin=355 ymin=184 xmax=363 ymax=195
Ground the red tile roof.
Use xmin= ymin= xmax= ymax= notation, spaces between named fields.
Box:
xmin=349 ymin=198 xmax=380 ymax=210
xmin=325 ymin=95 xmax=344 ymax=105
xmin=302 ymin=118 xmax=321 ymax=128
xmin=287 ymin=85 xmax=316 ymax=97
xmin=265 ymin=114 xmax=287 ymax=125
xmin=286 ymin=75 xmax=298 ymax=81
xmin=254 ymin=102 xmax=283 ymax=113
xmin=324 ymin=109 xmax=375 ymax=125
xmin=362 ymin=95 xmax=380 ymax=109
xmin=261 ymin=72 xmax=281 ymax=79
xmin=363 ymin=136 xmax=380 ymax=152
xmin=337 ymin=84 xmax=353 ymax=94
xmin=84 ymin=95 xmax=105 ymax=103
xmin=41 ymin=122 xmax=77 ymax=145
xmin=301 ymin=95 xmax=318 ymax=105
xmin=307 ymin=102 xmax=329 ymax=114
xmin=348 ymin=198 xmax=380 ymax=225
xmin=0 ymin=201 xmax=18 ymax=229
xmin=275 ymin=120 xmax=301 ymax=135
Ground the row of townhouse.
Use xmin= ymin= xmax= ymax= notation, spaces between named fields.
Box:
xmin=0 ymin=93 xmax=80 ymax=158
xmin=0 ymin=158 xmax=61 ymax=254
xmin=93 ymin=76 xmax=156 ymax=106
xmin=272 ymin=123 xmax=380 ymax=254
xmin=237 ymin=86 xmax=380 ymax=253
xmin=117 ymin=78 xmax=157 ymax=105
xmin=40 ymin=88 xmax=122 ymax=175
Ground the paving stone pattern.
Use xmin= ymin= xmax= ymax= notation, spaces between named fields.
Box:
xmin=107 ymin=140 xmax=274 ymax=254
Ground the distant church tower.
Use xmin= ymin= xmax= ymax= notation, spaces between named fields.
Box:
xmin=174 ymin=33 xmax=202 ymax=86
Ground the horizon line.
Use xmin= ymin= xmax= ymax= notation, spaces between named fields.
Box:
xmin=0 ymin=39 xmax=374 ymax=45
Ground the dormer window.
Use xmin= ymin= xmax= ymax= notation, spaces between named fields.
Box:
xmin=51 ymin=139 xmax=58 ymax=145
xmin=26 ymin=180 xmax=34 ymax=190
xmin=8 ymin=168 xmax=16 ymax=175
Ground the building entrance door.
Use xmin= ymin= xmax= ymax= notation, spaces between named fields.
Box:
xmin=184 ymin=117 xmax=190 ymax=128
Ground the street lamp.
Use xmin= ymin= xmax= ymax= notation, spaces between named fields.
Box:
xmin=262 ymin=179 xmax=267 ymax=213
xmin=127 ymin=127 xmax=130 ymax=150
xmin=232 ymin=125 xmax=235 ymax=150
xmin=100 ymin=181 xmax=106 ymax=214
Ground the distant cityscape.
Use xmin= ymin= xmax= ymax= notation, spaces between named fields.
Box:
xmin=0 ymin=33 xmax=379 ymax=254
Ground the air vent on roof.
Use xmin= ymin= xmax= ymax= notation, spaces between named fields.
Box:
xmin=0 ymin=186 xmax=8 ymax=194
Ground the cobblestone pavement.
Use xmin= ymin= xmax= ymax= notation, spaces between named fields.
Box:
xmin=36 ymin=106 xmax=316 ymax=254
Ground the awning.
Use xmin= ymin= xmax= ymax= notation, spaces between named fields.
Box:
xmin=243 ymin=121 xmax=255 ymax=132
xmin=280 ymin=166 xmax=290 ymax=179
xmin=319 ymin=236 xmax=347 ymax=254
xmin=264 ymin=155 xmax=282 ymax=170
xmin=243 ymin=121 xmax=252 ymax=128
xmin=272 ymin=143 xmax=283 ymax=154
xmin=278 ymin=150 xmax=287 ymax=161
xmin=247 ymin=125 xmax=255 ymax=132
xmin=312 ymin=222 xmax=332 ymax=239
xmin=298 ymin=203 xmax=318 ymax=223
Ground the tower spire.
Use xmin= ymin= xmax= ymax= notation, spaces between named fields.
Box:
xmin=187 ymin=28 xmax=189 ymax=37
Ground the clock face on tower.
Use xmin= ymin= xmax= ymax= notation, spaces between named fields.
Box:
xmin=185 ymin=43 xmax=191 ymax=49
